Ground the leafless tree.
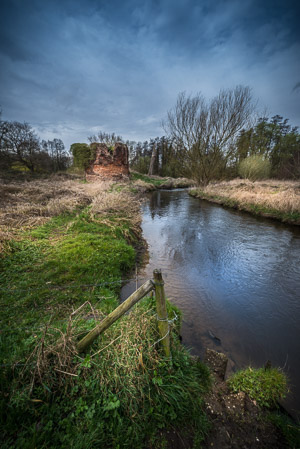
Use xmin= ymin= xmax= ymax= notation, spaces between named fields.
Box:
xmin=88 ymin=131 xmax=123 ymax=147
xmin=0 ymin=121 xmax=41 ymax=171
xmin=163 ymin=86 xmax=255 ymax=184
xmin=41 ymin=138 xmax=70 ymax=171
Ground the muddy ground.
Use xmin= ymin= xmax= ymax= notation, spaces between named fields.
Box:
xmin=161 ymin=349 xmax=290 ymax=449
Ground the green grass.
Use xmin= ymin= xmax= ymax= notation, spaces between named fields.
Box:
xmin=228 ymin=367 xmax=288 ymax=408
xmin=267 ymin=411 xmax=300 ymax=448
xmin=130 ymin=172 xmax=167 ymax=186
xmin=0 ymin=206 xmax=211 ymax=448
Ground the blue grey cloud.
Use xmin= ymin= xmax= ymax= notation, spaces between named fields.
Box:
xmin=0 ymin=0 xmax=299 ymax=149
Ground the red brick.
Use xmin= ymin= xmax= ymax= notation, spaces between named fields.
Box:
xmin=86 ymin=142 xmax=129 ymax=181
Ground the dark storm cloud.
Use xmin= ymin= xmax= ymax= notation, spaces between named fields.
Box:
xmin=0 ymin=0 xmax=299 ymax=148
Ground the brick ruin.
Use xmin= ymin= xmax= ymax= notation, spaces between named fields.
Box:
xmin=85 ymin=142 xmax=129 ymax=181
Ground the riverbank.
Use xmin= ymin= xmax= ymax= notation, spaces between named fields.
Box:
xmin=189 ymin=179 xmax=300 ymax=225
xmin=0 ymin=173 xmax=211 ymax=448
xmin=1 ymin=173 xmax=298 ymax=448
xmin=130 ymin=171 xmax=195 ymax=192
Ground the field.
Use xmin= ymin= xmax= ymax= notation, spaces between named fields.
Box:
xmin=0 ymin=174 xmax=140 ymax=253
xmin=0 ymin=173 xmax=211 ymax=448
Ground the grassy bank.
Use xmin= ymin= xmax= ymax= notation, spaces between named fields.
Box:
xmin=1 ymin=173 xmax=299 ymax=448
xmin=189 ymin=179 xmax=300 ymax=225
xmin=0 ymin=174 xmax=211 ymax=448
xmin=130 ymin=172 xmax=194 ymax=192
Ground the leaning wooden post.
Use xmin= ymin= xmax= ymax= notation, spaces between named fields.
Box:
xmin=153 ymin=269 xmax=171 ymax=358
xmin=77 ymin=280 xmax=154 ymax=352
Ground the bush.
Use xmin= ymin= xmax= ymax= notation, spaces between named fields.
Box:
xmin=228 ymin=367 xmax=288 ymax=408
xmin=238 ymin=155 xmax=271 ymax=181
xmin=131 ymin=156 xmax=150 ymax=174
xmin=70 ymin=143 xmax=96 ymax=170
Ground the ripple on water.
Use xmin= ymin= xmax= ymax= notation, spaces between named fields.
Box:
xmin=122 ymin=190 xmax=300 ymax=418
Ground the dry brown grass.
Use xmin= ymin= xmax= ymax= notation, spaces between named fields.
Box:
xmin=90 ymin=189 xmax=140 ymax=217
xmin=132 ymin=179 xmax=157 ymax=193
xmin=202 ymin=179 xmax=300 ymax=214
xmin=89 ymin=188 xmax=142 ymax=239
xmin=0 ymin=174 xmax=141 ymax=253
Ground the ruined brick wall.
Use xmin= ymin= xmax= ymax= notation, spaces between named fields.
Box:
xmin=85 ymin=142 xmax=129 ymax=181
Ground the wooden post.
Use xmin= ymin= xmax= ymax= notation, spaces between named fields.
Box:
xmin=77 ymin=280 xmax=154 ymax=352
xmin=153 ymin=269 xmax=171 ymax=358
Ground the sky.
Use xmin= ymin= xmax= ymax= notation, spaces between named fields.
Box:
xmin=0 ymin=0 xmax=299 ymax=150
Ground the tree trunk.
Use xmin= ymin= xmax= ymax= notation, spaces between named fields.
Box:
xmin=148 ymin=145 xmax=157 ymax=176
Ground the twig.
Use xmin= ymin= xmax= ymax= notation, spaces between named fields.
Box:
xmin=71 ymin=301 xmax=90 ymax=317
xmin=91 ymin=334 xmax=122 ymax=358
xmin=136 ymin=264 xmax=138 ymax=291
xmin=54 ymin=368 xmax=78 ymax=377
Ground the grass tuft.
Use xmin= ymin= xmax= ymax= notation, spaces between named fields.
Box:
xmin=228 ymin=366 xmax=288 ymax=408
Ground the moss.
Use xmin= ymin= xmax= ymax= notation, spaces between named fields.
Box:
xmin=70 ymin=143 xmax=96 ymax=170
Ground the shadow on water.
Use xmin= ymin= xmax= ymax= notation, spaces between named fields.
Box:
xmin=121 ymin=189 xmax=300 ymax=420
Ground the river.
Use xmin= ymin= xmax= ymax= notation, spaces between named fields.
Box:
xmin=121 ymin=189 xmax=300 ymax=419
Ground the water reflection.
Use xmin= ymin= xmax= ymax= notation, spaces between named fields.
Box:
xmin=121 ymin=189 xmax=300 ymax=418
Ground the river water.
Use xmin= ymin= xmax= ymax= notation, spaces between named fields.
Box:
xmin=121 ymin=189 xmax=300 ymax=418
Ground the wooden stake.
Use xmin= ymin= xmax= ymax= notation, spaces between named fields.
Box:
xmin=77 ymin=280 xmax=154 ymax=352
xmin=153 ymin=269 xmax=171 ymax=358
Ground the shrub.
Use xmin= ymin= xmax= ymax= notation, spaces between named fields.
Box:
xmin=238 ymin=155 xmax=271 ymax=181
xmin=70 ymin=143 xmax=96 ymax=170
xmin=228 ymin=367 xmax=288 ymax=408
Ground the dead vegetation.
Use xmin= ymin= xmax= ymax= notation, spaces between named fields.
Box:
xmin=197 ymin=179 xmax=300 ymax=215
xmin=89 ymin=187 xmax=142 ymax=239
xmin=19 ymin=299 xmax=161 ymax=401
xmin=90 ymin=188 xmax=141 ymax=218
xmin=132 ymin=178 xmax=157 ymax=193
xmin=0 ymin=173 xmax=142 ymax=254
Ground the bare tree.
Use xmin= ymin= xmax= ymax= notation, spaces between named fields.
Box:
xmin=41 ymin=138 xmax=69 ymax=171
xmin=163 ymin=86 xmax=255 ymax=184
xmin=1 ymin=121 xmax=41 ymax=171
xmin=88 ymin=131 xmax=123 ymax=147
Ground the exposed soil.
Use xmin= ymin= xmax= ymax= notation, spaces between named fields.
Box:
xmin=160 ymin=350 xmax=290 ymax=449
xmin=201 ymin=350 xmax=288 ymax=449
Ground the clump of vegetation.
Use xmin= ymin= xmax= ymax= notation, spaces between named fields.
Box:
xmin=238 ymin=154 xmax=271 ymax=181
xmin=131 ymin=172 xmax=168 ymax=187
xmin=236 ymin=115 xmax=300 ymax=180
xmin=228 ymin=367 xmax=288 ymax=408
xmin=130 ymin=172 xmax=194 ymax=191
xmin=70 ymin=143 xmax=97 ymax=170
